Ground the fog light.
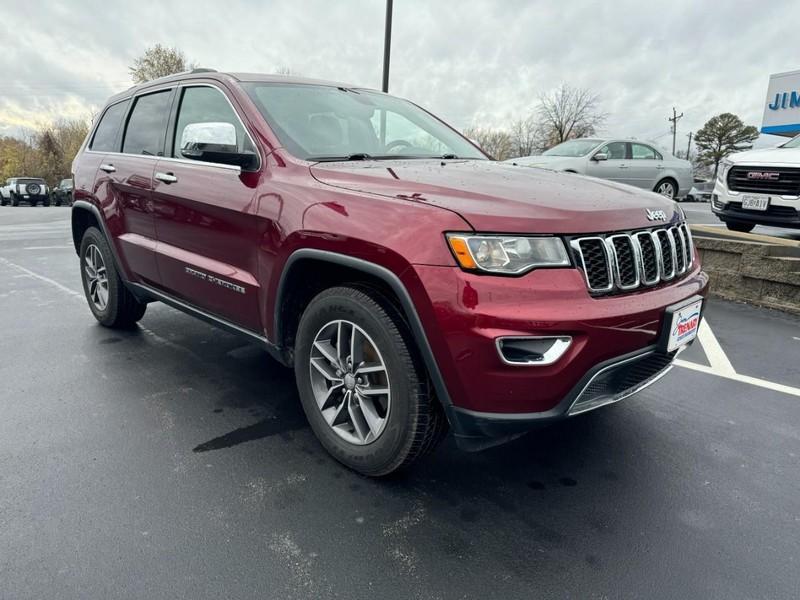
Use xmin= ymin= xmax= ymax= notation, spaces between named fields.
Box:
xmin=496 ymin=336 xmax=572 ymax=366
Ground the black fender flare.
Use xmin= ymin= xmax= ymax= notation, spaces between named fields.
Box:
xmin=275 ymin=249 xmax=455 ymax=414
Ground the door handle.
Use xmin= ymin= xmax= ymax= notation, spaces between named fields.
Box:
xmin=618 ymin=164 xmax=629 ymax=169
xmin=99 ymin=163 xmax=116 ymax=173
xmin=656 ymin=165 xmax=665 ymax=170
xmin=155 ymin=172 xmax=178 ymax=184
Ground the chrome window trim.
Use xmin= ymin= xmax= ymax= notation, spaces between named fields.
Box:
xmin=83 ymin=149 xmax=244 ymax=173
xmin=495 ymin=336 xmax=572 ymax=367
xmin=606 ymin=234 xmax=641 ymax=290
xmin=85 ymin=81 xmax=260 ymax=174
xmin=570 ymin=237 xmax=614 ymax=293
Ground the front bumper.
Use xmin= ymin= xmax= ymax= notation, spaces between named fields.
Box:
xmin=711 ymin=180 xmax=800 ymax=228
xmin=406 ymin=263 xmax=708 ymax=448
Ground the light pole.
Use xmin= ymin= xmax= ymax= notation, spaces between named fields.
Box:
xmin=382 ymin=0 xmax=393 ymax=93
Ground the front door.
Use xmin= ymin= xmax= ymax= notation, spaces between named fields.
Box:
xmin=585 ymin=141 xmax=633 ymax=186
xmin=151 ymin=84 xmax=263 ymax=332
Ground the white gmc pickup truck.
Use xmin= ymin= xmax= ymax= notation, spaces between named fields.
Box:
xmin=712 ymin=134 xmax=800 ymax=232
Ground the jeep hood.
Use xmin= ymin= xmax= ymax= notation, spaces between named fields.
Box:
xmin=309 ymin=159 xmax=678 ymax=234
xmin=729 ymin=146 xmax=800 ymax=166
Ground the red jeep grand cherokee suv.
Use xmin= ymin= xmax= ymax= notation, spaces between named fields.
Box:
xmin=71 ymin=70 xmax=708 ymax=475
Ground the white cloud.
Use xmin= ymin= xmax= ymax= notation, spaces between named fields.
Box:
xmin=1 ymin=0 xmax=797 ymax=149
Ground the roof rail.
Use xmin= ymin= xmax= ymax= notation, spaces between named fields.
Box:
xmin=191 ymin=68 xmax=217 ymax=74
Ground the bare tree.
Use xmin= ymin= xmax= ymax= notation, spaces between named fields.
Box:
xmin=508 ymin=115 xmax=539 ymax=158
xmin=129 ymin=45 xmax=196 ymax=84
xmin=536 ymin=84 xmax=606 ymax=150
xmin=463 ymin=126 xmax=514 ymax=161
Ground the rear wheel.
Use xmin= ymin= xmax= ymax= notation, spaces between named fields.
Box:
xmin=654 ymin=179 xmax=677 ymax=199
xmin=294 ymin=285 xmax=446 ymax=476
xmin=726 ymin=221 xmax=755 ymax=233
xmin=11 ymin=194 xmax=19 ymax=207
xmin=79 ymin=227 xmax=146 ymax=328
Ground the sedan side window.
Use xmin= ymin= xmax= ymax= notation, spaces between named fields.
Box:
xmin=599 ymin=142 xmax=627 ymax=160
xmin=172 ymin=86 xmax=255 ymax=160
xmin=631 ymin=143 xmax=659 ymax=160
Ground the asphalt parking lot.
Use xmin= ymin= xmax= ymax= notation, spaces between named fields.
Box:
xmin=1 ymin=207 xmax=799 ymax=600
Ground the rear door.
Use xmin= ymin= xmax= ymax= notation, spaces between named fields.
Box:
xmin=95 ymin=89 xmax=175 ymax=284
xmin=585 ymin=141 xmax=632 ymax=185
xmin=150 ymin=83 xmax=263 ymax=332
xmin=628 ymin=142 xmax=663 ymax=190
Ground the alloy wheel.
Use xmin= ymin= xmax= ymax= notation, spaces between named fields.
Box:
xmin=84 ymin=244 xmax=109 ymax=310
xmin=657 ymin=181 xmax=675 ymax=199
xmin=308 ymin=319 xmax=391 ymax=445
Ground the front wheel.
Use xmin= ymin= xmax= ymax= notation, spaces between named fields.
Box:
xmin=294 ymin=286 xmax=446 ymax=476
xmin=726 ymin=221 xmax=755 ymax=233
xmin=654 ymin=179 xmax=677 ymax=199
xmin=79 ymin=227 xmax=146 ymax=328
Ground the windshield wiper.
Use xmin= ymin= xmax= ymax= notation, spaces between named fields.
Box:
xmin=308 ymin=153 xmax=375 ymax=162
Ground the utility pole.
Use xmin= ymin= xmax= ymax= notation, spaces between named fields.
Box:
xmin=668 ymin=107 xmax=684 ymax=156
xmin=382 ymin=0 xmax=393 ymax=93
xmin=686 ymin=131 xmax=693 ymax=159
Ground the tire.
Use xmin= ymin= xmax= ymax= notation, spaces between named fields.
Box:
xmin=43 ymin=198 xmax=51 ymax=207
xmin=654 ymin=179 xmax=677 ymax=199
xmin=11 ymin=194 xmax=19 ymax=207
xmin=726 ymin=221 xmax=755 ymax=233
xmin=79 ymin=227 xmax=146 ymax=328
xmin=294 ymin=285 xmax=446 ymax=476
xmin=0 ymin=196 xmax=6 ymax=207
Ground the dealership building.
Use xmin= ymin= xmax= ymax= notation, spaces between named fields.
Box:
xmin=762 ymin=69 xmax=800 ymax=137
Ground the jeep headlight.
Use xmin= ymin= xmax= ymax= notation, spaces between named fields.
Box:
xmin=446 ymin=234 xmax=570 ymax=274
xmin=717 ymin=158 xmax=733 ymax=183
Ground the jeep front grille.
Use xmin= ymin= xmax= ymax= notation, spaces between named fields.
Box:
xmin=570 ymin=224 xmax=693 ymax=295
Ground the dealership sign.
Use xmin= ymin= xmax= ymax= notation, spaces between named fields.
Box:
xmin=762 ymin=69 xmax=800 ymax=137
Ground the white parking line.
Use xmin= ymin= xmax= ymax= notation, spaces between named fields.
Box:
xmin=677 ymin=319 xmax=800 ymax=397
xmin=0 ymin=257 xmax=83 ymax=300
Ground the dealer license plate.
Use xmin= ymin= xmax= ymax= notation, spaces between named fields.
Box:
xmin=664 ymin=299 xmax=702 ymax=352
xmin=741 ymin=195 xmax=769 ymax=211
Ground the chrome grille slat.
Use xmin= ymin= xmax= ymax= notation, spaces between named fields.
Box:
xmin=572 ymin=224 xmax=693 ymax=295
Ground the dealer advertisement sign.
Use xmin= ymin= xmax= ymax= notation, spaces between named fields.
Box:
xmin=762 ymin=69 xmax=800 ymax=137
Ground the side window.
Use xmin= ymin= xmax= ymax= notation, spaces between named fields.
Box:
xmin=599 ymin=142 xmax=627 ymax=160
xmin=122 ymin=90 xmax=173 ymax=156
xmin=90 ymin=100 xmax=129 ymax=152
xmin=173 ymin=86 xmax=254 ymax=159
xmin=631 ymin=143 xmax=658 ymax=160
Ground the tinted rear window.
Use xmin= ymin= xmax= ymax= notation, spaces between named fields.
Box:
xmin=122 ymin=90 xmax=173 ymax=156
xmin=90 ymin=100 xmax=129 ymax=152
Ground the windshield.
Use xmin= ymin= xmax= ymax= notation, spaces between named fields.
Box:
xmin=543 ymin=139 xmax=602 ymax=157
xmin=243 ymin=83 xmax=487 ymax=161
xmin=782 ymin=134 xmax=800 ymax=149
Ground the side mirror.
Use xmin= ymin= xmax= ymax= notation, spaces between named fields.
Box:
xmin=593 ymin=152 xmax=608 ymax=162
xmin=180 ymin=122 xmax=257 ymax=170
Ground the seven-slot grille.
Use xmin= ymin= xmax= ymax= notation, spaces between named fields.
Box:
xmin=727 ymin=166 xmax=800 ymax=197
xmin=571 ymin=223 xmax=693 ymax=294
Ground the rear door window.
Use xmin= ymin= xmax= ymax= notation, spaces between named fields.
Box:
xmin=122 ymin=90 xmax=174 ymax=156
xmin=631 ymin=143 xmax=660 ymax=160
xmin=90 ymin=100 xmax=129 ymax=152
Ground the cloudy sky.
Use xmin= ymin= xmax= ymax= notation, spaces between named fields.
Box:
xmin=1 ymin=0 xmax=798 ymax=151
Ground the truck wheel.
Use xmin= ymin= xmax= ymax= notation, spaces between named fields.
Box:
xmin=294 ymin=285 xmax=446 ymax=476
xmin=11 ymin=194 xmax=19 ymax=207
xmin=79 ymin=227 xmax=146 ymax=328
xmin=43 ymin=197 xmax=51 ymax=207
xmin=726 ymin=221 xmax=755 ymax=233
